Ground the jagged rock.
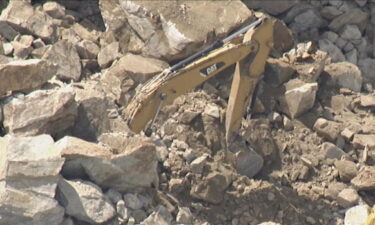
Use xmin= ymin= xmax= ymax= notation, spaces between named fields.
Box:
xmin=335 ymin=160 xmax=358 ymax=182
xmin=30 ymin=45 xmax=50 ymax=58
xmin=76 ymin=40 xmax=100 ymax=59
xmin=290 ymin=9 xmax=325 ymax=32
xmin=352 ymin=134 xmax=375 ymax=148
xmin=329 ymin=8 xmax=368 ymax=32
xmin=322 ymin=142 xmax=346 ymax=160
xmin=313 ymin=118 xmax=341 ymax=142
xmin=264 ymin=58 xmax=295 ymax=87
xmin=176 ymin=207 xmax=193 ymax=224
xmin=141 ymin=205 xmax=172 ymax=225
xmin=97 ymin=41 xmax=121 ymax=68
xmin=324 ymin=62 xmax=363 ymax=92
xmin=42 ymin=1 xmax=66 ymax=19
xmin=12 ymin=35 xmax=34 ymax=59
xmin=57 ymin=135 xmax=158 ymax=192
xmin=278 ymin=80 xmax=318 ymax=119
xmin=72 ymin=80 xmax=127 ymax=141
xmin=244 ymin=0 xmax=297 ymax=16
xmin=108 ymin=0 xmax=253 ymax=61
xmin=351 ymin=166 xmax=375 ymax=190
xmin=42 ymin=39 xmax=82 ymax=81
xmin=101 ymin=53 xmax=168 ymax=105
xmin=72 ymin=23 xmax=100 ymax=43
xmin=337 ymin=188 xmax=360 ymax=208
xmin=0 ymin=135 xmax=65 ymax=225
xmin=57 ymin=178 xmax=116 ymax=224
xmin=0 ymin=1 xmax=57 ymax=41
xmin=319 ymin=39 xmax=345 ymax=62
xmin=360 ymin=95 xmax=375 ymax=107
xmin=3 ymin=87 xmax=77 ymax=136
xmin=344 ymin=205 xmax=370 ymax=225
xmin=358 ymin=58 xmax=375 ymax=81
xmin=0 ymin=59 xmax=57 ymax=96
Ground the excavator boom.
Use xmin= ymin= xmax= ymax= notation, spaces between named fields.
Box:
xmin=123 ymin=17 xmax=280 ymax=142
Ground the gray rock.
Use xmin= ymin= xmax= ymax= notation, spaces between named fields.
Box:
xmin=106 ymin=188 xmax=123 ymax=204
xmin=141 ymin=205 xmax=172 ymax=225
xmin=190 ymin=154 xmax=209 ymax=174
xmin=278 ymin=81 xmax=318 ymax=119
xmin=245 ymin=0 xmax=297 ymax=16
xmin=57 ymin=135 xmax=159 ymax=192
xmin=283 ymin=3 xmax=314 ymax=24
xmin=124 ymin=193 xmax=143 ymax=210
xmin=3 ymin=87 xmax=77 ymax=137
xmin=319 ymin=39 xmax=346 ymax=62
xmin=176 ymin=207 xmax=193 ymax=224
xmin=0 ymin=1 xmax=57 ymax=41
xmin=335 ymin=160 xmax=358 ymax=182
xmin=321 ymin=31 xmax=339 ymax=43
xmin=42 ymin=39 xmax=82 ymax=81
xmin=0 ymin=21 xmax=18 ymax=41
xmin=313 ymin=118 xmax=341 ymax=142
xmin=324 ymin=62 xmax=363 ymax=92
xmin=0 ymin=59 xmax=57 ymax=96
xmin=321 ymin=6 xmax=343 ymax=20
xmin=329 ymin=8 xmax=369 ymax=32
xmin=290 ymin=9 xmax=325 ymax=32
xmin=234 ymin=149 xmax=264 ymax=178
xmin=113 ymin=0 xmax=253 ymax=61
xmin=345 ymin=49 xmax=358 ymax=65
xmin=57 ymin=178 xmax=116 ymax=224
xmin=358 ymin=58 xmax=375 ymax=80
xmin=344 ymin=205 xmax=370 ymax=225
xmin=340 ymin=25 xmax=362 ymax=40
xmin=322 ymin=142 xmax=346 ymax=160
xmin=337 ymin=188 xmax=360 ymax=208
xmin=351 ymin=166 xmax=375 ymax=190
xmin=98 ymin=41 xmax=121 ymax=68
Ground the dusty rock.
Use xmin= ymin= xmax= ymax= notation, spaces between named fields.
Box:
xmin=278 ymin=81 xmax=318 ymax=118
xmin=57 ymin=178 xmax=116 ymax=224
xmin=290 ymin=9 xmax=325 ymax=33
xmin=42 ymin=39 xmax=82 ymax=81
xmin=101 ymin=53 xmax=168 ymax=105
xmin=0 ymin=59 xmax=57 ymax=96
xmin=3 ymin=87 xmax=77 ymax=137
xmin=344 ymin=205 xmax=370 ymax=225
xmin=72 ymin=23 xmax=100 ymax=43
xmin=337 ymin=188 xmax=360 ymax=208
xmin=335 ymin=160 xmax=358 ymax=182
xmin=319 ymin=39 xmax=345 ymax=62
xmin=58 ymin=135 xmax=158 ymax=192
xmin=341 ymin=128 xmax=355 ymax=141
xmin=0 ymin=21 xmax=18 ymax=41
xmin=113 ymin=0 xmax=253 ymax=61
xmin=360 ymin=95 xmax=375 ymax=107
xmin=329 ymin=8 xmax=369 ymax=32
xmin=351 ymin=166 xmax=375 ymax=190
xmin=12 ymin=34 xmax=34 ymax=59
xmin=97 ymin=41 xmax=121 ymax=68
xmin=264 ymin=58 xmax=295 ymax=87
xmin=190 ymin=170 xmax=232 ymax=204
xmin=0 ymin=1 xmax=57 ymax=41
xmin=322 ymin=142 xmax=346 ymax=160
xmin=234 ymin=148 xmax=264 ymax=178
xmin=141 ymin=205 xmax=172 ymax=225
xmin=358 ymin=58 xmax=375 ymax=81
xmin=76 ymin=40 xmax=100 ymax=59
xmin=43 ymin=2 xmax=66 ymax=19
xmin=352 ymin=134 xmax=375 ymax=148
xmin=324 ymin=62 xmax=363 ymax=92
xmin=345 ymin=49 xmax=358 ymax=64
xmin=313 ymin=118 xmax=341 ymax=142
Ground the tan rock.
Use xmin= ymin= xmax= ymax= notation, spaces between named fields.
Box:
xmin=352 ymin=134 xmax=375 ymax=148
xmin=351 ymin=166 xmax=375 ymax=190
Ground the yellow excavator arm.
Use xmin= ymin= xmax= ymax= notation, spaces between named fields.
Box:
xmin=123 ymin=17 xmax=280 ymax=141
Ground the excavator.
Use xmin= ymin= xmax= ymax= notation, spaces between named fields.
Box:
xmin=122 ymin=15 xmax=291 ymax=143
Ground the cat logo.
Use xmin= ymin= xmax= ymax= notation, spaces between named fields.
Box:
xmin=199 ymin=62 xmax=225 ymax=77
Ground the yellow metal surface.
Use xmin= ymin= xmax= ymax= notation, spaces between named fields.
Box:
xmin=366 ymin=206 xmax=375 ymax=225
xmin=225 ymin=17 xmax=275 ymax=142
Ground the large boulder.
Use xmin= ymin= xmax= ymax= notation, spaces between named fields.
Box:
xmin=100 ymin=0 xmax=254 ymax=61
xmin=0 ymin=59 xmax=57 ymax=96
xmin=3 ymin=87 xmax=78 ymax=137
xmin=57 ymin=135 xmax=159 ymax=192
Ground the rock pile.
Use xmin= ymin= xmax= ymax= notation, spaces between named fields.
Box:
xmin=0 ymin=0 xmax=374 ymax=225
